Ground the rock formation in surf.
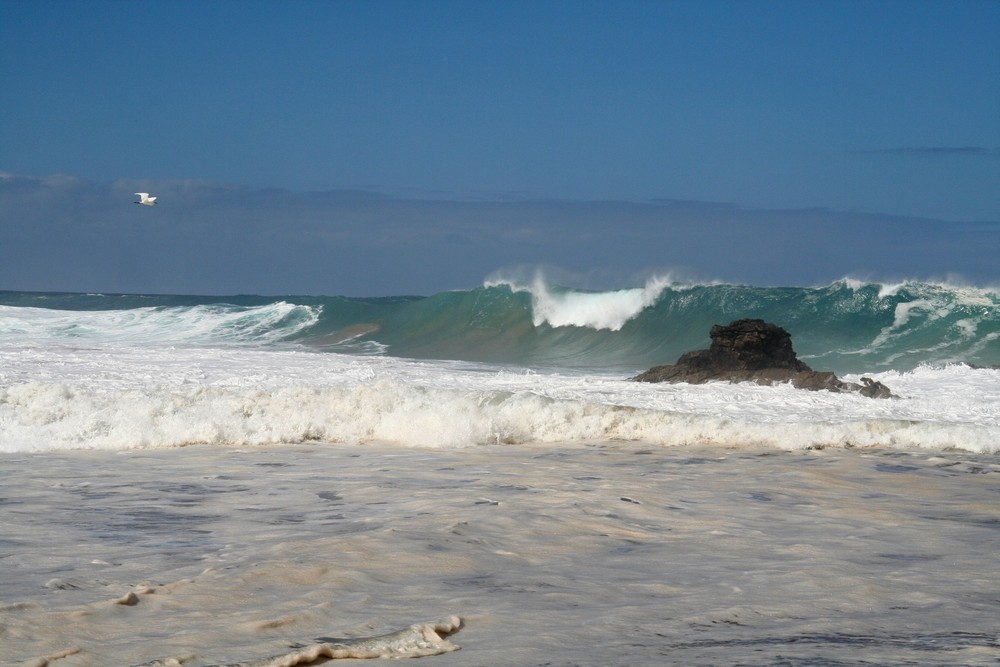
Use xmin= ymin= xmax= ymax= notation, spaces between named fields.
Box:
xmin=633 ymin=319 xmax=893 ymax=398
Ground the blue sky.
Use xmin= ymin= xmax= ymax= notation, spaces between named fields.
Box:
xmin=1 ymin=1 xmax=998 ymax=295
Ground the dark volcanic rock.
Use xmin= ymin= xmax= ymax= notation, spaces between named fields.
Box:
xmin=674 ymin=319 xmax=811 ymax=372
xmin=633 ymin=319 xmax=893 ymax=398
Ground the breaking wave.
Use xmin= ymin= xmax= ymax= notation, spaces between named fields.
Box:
xmin=2 ymin=277 xmax=998 ymax=373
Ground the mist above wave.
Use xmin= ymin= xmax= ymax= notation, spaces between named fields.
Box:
xmin=485 ymin=271 xmax=677 ymax=331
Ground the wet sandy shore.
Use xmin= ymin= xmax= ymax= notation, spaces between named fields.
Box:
xmin=1 ymin=442 xmax=998 ymax=666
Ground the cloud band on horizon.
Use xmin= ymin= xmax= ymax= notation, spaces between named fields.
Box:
xmin=857 ymin=146 xmax=1000 ymax=157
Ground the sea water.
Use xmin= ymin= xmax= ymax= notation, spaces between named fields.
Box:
xmin=1 ymin=279 xmax=998 ymax=665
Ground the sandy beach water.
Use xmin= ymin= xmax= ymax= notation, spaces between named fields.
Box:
xmin=1 ymin=442 xmax=998 ymax=666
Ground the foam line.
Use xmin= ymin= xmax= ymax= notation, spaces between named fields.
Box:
xmin=130 ymin=616 xmax=463 ymax=666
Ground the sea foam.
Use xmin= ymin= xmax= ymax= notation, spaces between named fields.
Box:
xmin=2 ymin=343 xmax=997 ymax=454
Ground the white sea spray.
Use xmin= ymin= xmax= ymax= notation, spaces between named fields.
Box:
xmin=2 ymin=342 xmax=997 ymax=453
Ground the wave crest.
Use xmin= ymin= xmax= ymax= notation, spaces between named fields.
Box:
xmin=486 ymin=271 xmax=672 ymax=331
xmin=0 ymin=301 xmax=319 ymax=347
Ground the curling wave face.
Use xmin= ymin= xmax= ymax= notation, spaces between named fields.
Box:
xmin=2 ymin=278 xmax=997 ymax=371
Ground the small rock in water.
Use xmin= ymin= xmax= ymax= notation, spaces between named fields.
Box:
xmin=114 ymin=591 xmax=140 ymax=606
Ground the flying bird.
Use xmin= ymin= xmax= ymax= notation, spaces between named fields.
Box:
xmin=134 ymin=192 xmax=157 ymax=206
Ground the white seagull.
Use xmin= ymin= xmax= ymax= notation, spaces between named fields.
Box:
xmin=134 ymin=192 xmax=157 ymax=206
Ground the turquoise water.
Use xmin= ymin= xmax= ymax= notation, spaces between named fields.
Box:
xmin=2 ymin=279 xmax=998 ymax=373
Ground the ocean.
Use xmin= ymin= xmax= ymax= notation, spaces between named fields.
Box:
xmin=1 ymin=278 xmax=998 ymax=666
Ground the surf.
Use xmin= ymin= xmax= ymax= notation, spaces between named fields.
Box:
xmin=2 ymin=277 xmax=998 ymax=372
xmin=2 ymin=347 xmax=998 ymax=454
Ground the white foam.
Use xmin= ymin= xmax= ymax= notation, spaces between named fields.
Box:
xmin=834 ymin=282 xmax=999 ymax=367
xmin=873 ymin=279 xmax=1000 ymax=302
xmin=2 ymin=338 xmax=997 ymax=454
xmin=488 ymin=271 xmax=671 ymax=330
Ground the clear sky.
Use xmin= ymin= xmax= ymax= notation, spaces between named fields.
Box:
xmin=1 ymin=0 xmax=998 ymax=295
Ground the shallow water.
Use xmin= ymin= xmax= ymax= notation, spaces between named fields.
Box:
xmin=1 ymin=443 xmax=998 ymax=666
